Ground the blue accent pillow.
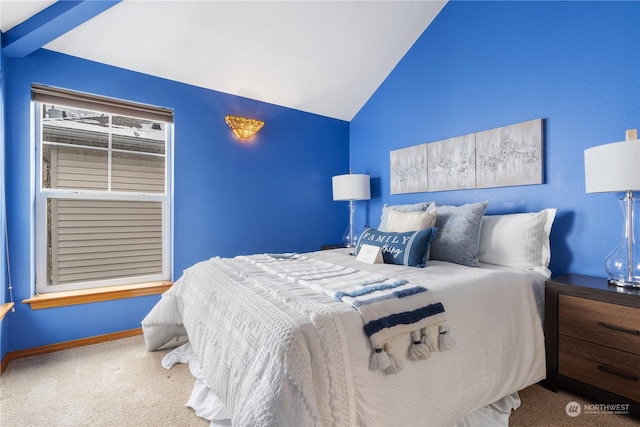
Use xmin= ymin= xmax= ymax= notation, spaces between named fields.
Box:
xmin=355 ymin=227 xmax=438 ymax=268
xmin=429 ymin=201 xmax=489 ymax=266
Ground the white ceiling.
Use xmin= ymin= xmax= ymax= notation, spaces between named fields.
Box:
xmin=1 ymin=1 xmax=446 ymax=121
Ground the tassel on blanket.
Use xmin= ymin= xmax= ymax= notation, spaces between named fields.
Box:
xmin=383 ymin=344 xmax=404 ymax=375
xmin=408 ymin=330 xmax=432 ymax=360
xmin=438 ymin=323 xmax=456 ymax=351
xmin=370 ymin=348 xmax=391 ymax=371
xmin=422 ymin=329 xmax=436 ymax=353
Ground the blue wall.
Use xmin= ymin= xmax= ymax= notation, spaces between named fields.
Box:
xmin=350 ymin=0 xmax=640 ymax=279
xmin=3 ymin=0 xmax=639 ymax=355
xmin=2 ymin=49 xmax=349 ymax=352
xmin=1 ymin=47 xmax=8 ymax=360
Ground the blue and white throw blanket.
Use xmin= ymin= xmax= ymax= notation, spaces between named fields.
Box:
xmin=239 ymin=253 xmax=455 ymax=374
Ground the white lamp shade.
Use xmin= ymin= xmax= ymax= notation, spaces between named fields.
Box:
xmin=332 ymin=174 xmax=371 ymax=201
xmin=584 ymin=139 xmax=640 ymax=193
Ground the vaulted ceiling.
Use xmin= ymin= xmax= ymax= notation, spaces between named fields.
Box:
xmin=1 ymin=1 xmax=446 ymax=121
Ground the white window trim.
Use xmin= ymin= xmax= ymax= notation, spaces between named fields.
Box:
xmin=33 ymin=100 xmax=173 ymax=294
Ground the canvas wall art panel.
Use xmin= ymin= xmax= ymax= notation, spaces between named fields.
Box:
xmin=428 ymin=134 xmax=476 ymax=192
xmin=475 ymin=118 xmax=543 ymax=189
xmin=390 ymin=143 xmax=428 ymax=194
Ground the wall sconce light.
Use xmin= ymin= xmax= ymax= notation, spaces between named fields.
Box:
xmin=225 ymin=115 xmax=264 ymax=141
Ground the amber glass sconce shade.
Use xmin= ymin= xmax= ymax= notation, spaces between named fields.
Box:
xmin=224 ymin=115 xmax=264 ymax=141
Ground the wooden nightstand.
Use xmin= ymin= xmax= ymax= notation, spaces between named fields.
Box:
xmin=321 ymin=244 xmax=347 ymax=250
xmin=544 ymin=274 xmax=640 ymax=417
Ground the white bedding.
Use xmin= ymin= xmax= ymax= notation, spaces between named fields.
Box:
xmin=142 ymin=248 xmax=546 ymax=426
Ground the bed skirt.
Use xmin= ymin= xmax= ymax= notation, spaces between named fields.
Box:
xmin=162 ymin=342 xmax=522 ymax=427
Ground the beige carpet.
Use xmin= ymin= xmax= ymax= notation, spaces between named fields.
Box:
xmin=1 ymin=335 xmax=638 ymax=427
xmin=510 ymin=382 xmax=638 ymax=427
xmin=1 ymin=336 xmax=207 ymax=427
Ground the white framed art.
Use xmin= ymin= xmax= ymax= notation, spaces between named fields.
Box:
xmin=390 ymin=143 xmax=428 ymax=194
xmin=476 ymin=118 xmax=543 ymax=188
xmin=389 ymin=118 xmax=544 ymax=194
xmin=428 ymin=134 xmax=476 ymax=191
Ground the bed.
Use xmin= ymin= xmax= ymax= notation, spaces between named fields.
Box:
xmin=142 ymin=201 xmax=557 ymax=426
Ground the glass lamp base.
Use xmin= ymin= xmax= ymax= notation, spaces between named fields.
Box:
xmin=342 ymin=199 xmax=360 ymax=248
xmin=604 ymin=193 xmax=640 ymax=289
xmin=607 ymin=278 xmax=640 ymax=288
xmin=342 ymin=226 xmax=359 ymax=248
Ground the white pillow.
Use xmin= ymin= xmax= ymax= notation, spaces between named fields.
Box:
xmin=384 ymin=208 xmax=437 ymax=233
xmin=378 ymin=202 xmax=433 ymax=231
xmin=477 ymin=208 xmax=557 ymax=278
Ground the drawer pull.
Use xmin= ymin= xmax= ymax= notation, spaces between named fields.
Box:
xmin=597 ymin=321 xmax=640 ymax=336
xmin=597 ymin=365 xmax=639 ymax=382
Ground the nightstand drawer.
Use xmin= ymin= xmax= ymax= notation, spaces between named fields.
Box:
xmin=559 ymin=294 xmax=640 ymax=355
xmin=559 ymin=335 xmax=640 ymax=401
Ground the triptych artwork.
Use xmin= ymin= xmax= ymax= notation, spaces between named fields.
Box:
xmin=390 ymin=118 xmax=543 ymax=194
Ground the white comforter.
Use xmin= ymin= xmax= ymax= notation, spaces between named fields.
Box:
xmin=142 ymin=249 xmax=546 ymax=427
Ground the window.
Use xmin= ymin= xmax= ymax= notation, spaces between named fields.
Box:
xmin=33 ymin=84 xmax=173 ymax=293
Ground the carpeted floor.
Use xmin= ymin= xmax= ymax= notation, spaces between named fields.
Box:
xmin=1 ymin=335 xmax=638 ymax=427
xmin=0 ymin=336 xmax=207 ymax=427
xmin=510 ymin=382 xmax=639 ymax=427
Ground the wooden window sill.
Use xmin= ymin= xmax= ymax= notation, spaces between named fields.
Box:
xmin=0 ymin=302 xmax=15 ymax=320
xmin=22 ymin=281 xmax=172 ymax=310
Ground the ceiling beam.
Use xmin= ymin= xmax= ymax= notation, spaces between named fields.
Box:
xmin=2 ymin=0 xmax=121 ymax=57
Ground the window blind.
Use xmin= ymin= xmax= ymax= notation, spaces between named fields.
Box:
xmin=32 ymin=83 xmax=174 ymax=123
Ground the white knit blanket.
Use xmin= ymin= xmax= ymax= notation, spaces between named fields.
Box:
xmin=143 ymin=251 xmax=547 ymax=427
xmin=152 ymin=256 xmax=355 ymax=427
xmin=239 ymin=253 xmax=454 ymax=373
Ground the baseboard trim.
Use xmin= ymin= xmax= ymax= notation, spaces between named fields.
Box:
xmin=0 ymin=328 xmax=142 ymax=374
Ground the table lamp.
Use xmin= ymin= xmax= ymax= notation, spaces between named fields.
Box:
xmin=332 ymin=172 xmax=371 ymax=247
xmin=584 ymin=129 xmax=640 ymax=287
